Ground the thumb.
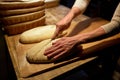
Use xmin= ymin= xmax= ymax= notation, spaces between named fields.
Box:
xmin=52 ymin=27 xmax=60 ymax=40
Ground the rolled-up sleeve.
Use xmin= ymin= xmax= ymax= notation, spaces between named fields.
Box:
xmin=73 ymin=0 xmax=90 ymax=12
xmin=101 ymin=3 xmax=120 ymax=33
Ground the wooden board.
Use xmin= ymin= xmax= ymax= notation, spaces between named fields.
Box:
xmin=4 ymin=5 xmax=120 ymax=80
xmin=45 ymin=0 xmax=59 ymax=8
xmin=5 ymin=35 xmax=97 ymax=78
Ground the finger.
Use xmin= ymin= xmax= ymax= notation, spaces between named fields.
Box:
xmin=53 ymin=49 xmax=68 ymax=60
xmin=47 ymin=48 xmax=64 ymax=58
xmin=52 ymin=39 xmax=62 ymax=46
xmin=44 ymin=44 xmax=62 ymax=55
xmin=52 ymin=28 xmax=59 ymax=40
xmin=52 ymin=27 xmax=61 ymax=40
xmin=44 ymin=47 xmax=54 ymax=55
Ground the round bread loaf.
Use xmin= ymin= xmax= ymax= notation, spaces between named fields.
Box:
xmin=1 ymin=10 xmax=45 ymax=25
xmin=19 ymin=25 xmax=67 ymax=43
xmin=0 ymin=0 xmax=44 ymax=10
xmin=4 ymin=16 xmax=45 ymax=35
xmin=0 ymin=6 xmax=45 ymax=16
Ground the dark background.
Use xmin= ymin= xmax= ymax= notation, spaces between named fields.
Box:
xmin=60 ymin=0 xmax=119 ymax=20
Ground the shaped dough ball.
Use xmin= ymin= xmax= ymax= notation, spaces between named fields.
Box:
xmin=26 ymin=39 xmax=59 ymax=63
xmin=19 ymin=25 xmax=67 ymax=43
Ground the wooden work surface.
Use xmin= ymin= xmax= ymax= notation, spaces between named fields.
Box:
xmin=5 ymin=5 xmax=120 ymax=80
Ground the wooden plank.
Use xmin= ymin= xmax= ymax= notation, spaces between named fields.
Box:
xmin=4 ymin=5 xmax=120 ymax=80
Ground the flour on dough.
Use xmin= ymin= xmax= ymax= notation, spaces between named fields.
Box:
xmin=26 ymin=39 xmax=59 ymax=63
xmin=19 ymin=25 xmax=67 ymax=43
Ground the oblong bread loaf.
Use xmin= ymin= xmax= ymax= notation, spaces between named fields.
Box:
xmin=26 ymin=38 xmax=76 ymax=63
xmin=19 ymin=25 xmax=67 ymax=43
xmin=1 ymin=10 xmax=45 ymax=25
xmin=0 ymin=6 xmax=45 ymax=16
xmin=3 ymin=16 xmax=45 ymax=35
xmin=26 ymin=39 xmax=59 ymax=63
xmin=0 ymin=0 xmax=44 ymax=10
xmin=45 ymin=0 xmax=59 ymax=8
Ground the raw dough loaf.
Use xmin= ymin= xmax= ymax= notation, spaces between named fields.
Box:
xmin=26 ymin=39 xmax=58 ymax=63
xmin=19 ymin=25 xmax=67 ymax=43
xmin=26 ymin=38 xmax=76 ymax=63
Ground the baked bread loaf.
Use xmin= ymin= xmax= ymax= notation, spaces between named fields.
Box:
xmin=19 ymin=25 xmax=67 ymax=43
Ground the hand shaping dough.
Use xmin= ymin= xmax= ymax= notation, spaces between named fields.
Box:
xmin=26 ymin=38 xmax=77 ymax=63
xmin=26 ymin=39 xmax=59 ymax=63
xmin=19 ymin=25 xmax=67 ymax=43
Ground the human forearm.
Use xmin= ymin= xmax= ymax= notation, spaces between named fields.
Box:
xmin=61 ymin=0 xmax=91 ymax=24
xmin=101 ymin=3 xmax=120 ymax=33
xmin=54 ymin=7 xmax=81 ymax=39
xmin=61 ymin=7 xmax=81 ymax=23
xmin=72 ymin=27 xmax=106 ymax=44
xmin=53 ymin=0 xmax=91 ymax=39
xmin=74 ymin=3 xmax=120 ymax=44
xmin=73 ymin=0 xmax=90 ymax=13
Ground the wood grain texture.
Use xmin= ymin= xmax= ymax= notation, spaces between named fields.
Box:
xmin=0 ymin=0 xmax=44 ymax=10
xmin=4 ymin=5 xmax=120 ymax=80
xmin=4 ymin=16 xmax=45 ymax=35
xmin=5 ymin=18 xmax=120 ymax=79
xmin=0 ymin=6 xmax=45 ymax=16
xmin=45 ymin=0 xmax=59 ymax=8
xmin=1 ymin=10 xmax=45 ymax=25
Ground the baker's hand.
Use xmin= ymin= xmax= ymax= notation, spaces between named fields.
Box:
xmin=44 ymin=37 xmax=79 ymax=60
xmin=52 ymin=19 xmax=71 ymax=39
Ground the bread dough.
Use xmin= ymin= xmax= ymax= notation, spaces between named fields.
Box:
xmin=20 ymin=25 xmax=56 ymax=43
xmin=19 ymin=25 xmax=67 ymax=43
xmin=26 ymin=38 xmax=76 ymax=63
xmin=26 ymin=39 xmax=59 ymax=63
